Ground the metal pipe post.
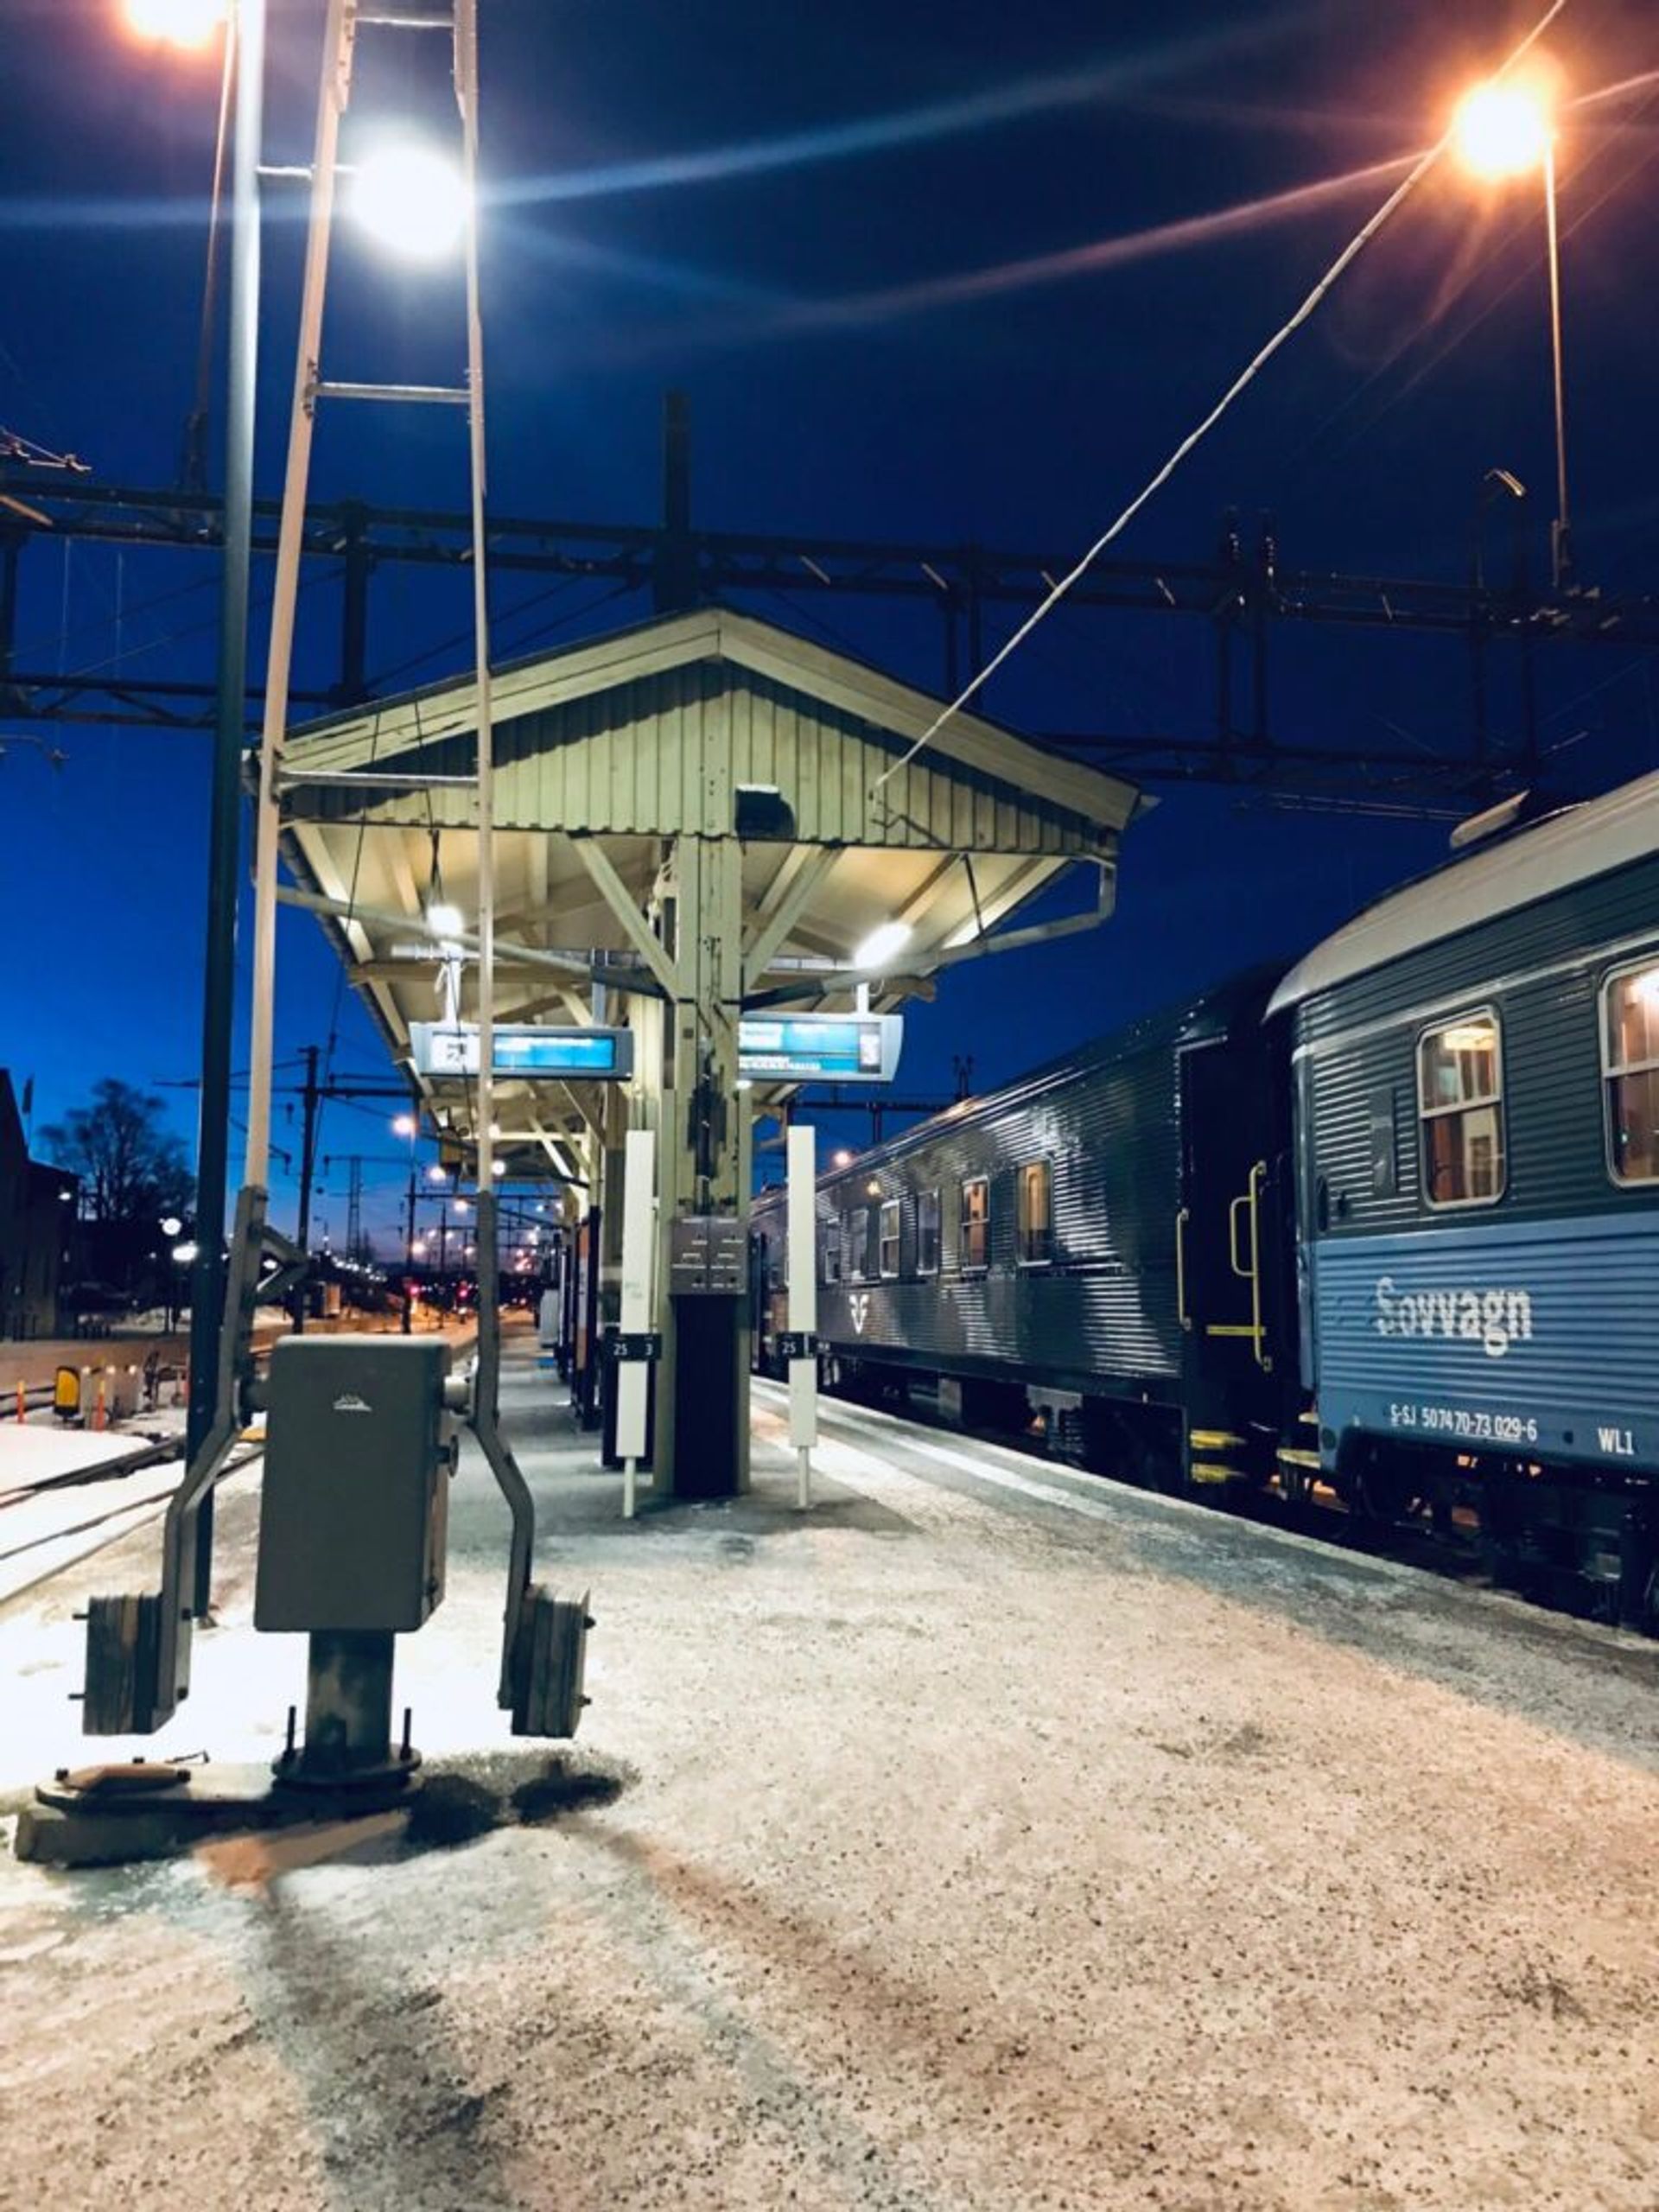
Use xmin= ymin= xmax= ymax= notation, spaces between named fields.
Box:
xmin=245 ymin=0 xmax=354 ymax=1186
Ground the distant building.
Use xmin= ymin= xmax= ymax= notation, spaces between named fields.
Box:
xmin=0 ymin=1072 xmax=79 ymax=1339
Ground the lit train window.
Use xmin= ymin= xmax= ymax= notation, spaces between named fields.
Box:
xmin=917 ymin=1189 xmax=941 ymax=1275
xmin=1417 ymin=1011 xmax=1505 ymax=1208
xmin=1017 ymin=1160 xmax=1052 ymax=1263
xmin=1603 ymin=960 xmax=1659 ymax=1185
xmin=879 ymin=1200 xmax=901 ymax=1279
xmin=960 ymin=1177 xmax=989 ymax=1271
xmin=823 ymin=1220 xmax=841 ymax=1283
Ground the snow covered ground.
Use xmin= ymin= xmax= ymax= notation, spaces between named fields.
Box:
xmin=1 ymin=1343 xmax=1656 ymax=2211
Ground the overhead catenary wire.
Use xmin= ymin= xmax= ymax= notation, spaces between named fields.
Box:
xmin=871 ymin=0 xmax=1572 ymax=794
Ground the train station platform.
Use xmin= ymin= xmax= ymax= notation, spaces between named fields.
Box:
xmin=2 ymin=1332 xmax=1656 ymax=2211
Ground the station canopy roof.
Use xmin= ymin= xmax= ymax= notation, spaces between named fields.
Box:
xmin=276 ymin=607 xmax=1141 ymax=1171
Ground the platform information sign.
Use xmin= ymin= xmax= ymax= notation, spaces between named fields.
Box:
xmin=736 ymin=1013 xmax=903 ymax=1084
xmin=410 ymin=1022 xmax=635 ymax=1081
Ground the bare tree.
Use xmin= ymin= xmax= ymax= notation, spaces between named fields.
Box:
xmin=41 ymin=1080 xmax=192 ymax=1287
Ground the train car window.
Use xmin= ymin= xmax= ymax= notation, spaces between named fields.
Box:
xmin=960 ymin=1177 xmax=989 ymax=1271
xmin=1016 ymin=1160 xmax=1052 ymax=1264
xmin=879 ymin=1200 xmax=901 ymax=1278
xmin=843 ymin=1209 xmax=865 ymax=1281
xmin=1417 ymin=1011 xmax=1505 ymax=1207
xmin=822 ymin=1219 xmax=841 ymax=1283
xmin=917 ymin=1189 xmax=941 ymax=1275
xmin=1602 ymin=959 xmax=1659 ymax=1185
xmin=1369 ymin=1090 xmax=1399 ymax=1199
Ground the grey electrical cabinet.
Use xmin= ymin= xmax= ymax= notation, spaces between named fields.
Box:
xmin=254 ymin=1338 xmax=454 ymax=1634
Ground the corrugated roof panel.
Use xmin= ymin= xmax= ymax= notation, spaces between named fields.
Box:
xmin=289 ymin=657 xmax=1115 ymax=855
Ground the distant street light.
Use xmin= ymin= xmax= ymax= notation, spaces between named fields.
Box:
xmin=1452 ymin=71 xmax=1573 ymax=588
xmin=349 ymin=141 xmax=469 ymax=263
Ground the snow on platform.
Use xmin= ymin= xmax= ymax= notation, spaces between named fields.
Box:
xmin=2 ymin=1336 xmax=1656 ymax=2212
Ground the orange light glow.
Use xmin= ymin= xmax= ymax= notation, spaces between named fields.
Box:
xmin=121 ymin=0 xmax=226 ymax=48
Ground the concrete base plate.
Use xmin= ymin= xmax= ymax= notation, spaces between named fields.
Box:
xmin=16 ymin=1758 xmax=422 ymax=1868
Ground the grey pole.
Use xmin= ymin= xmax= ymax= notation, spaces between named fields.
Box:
xmin=186 ymin=0 xmax=264 ymax=1612
xmin=1542 ymin=138 xmax=1572 ymax=592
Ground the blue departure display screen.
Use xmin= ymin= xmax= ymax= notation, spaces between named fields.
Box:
xmin=738 ymin=1014 xmax=901 ymax=1084
xmin=493 ymin=1032 xmax=621 ymax=1075
xmin=409 ymin=1022 xmax=634 ymax=1081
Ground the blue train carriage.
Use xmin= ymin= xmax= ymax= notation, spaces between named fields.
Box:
xmin=1269 ymin=772 xmax=1659 ymax=1628
xmin=752 ymin=968 xmax=1304 ymax=1493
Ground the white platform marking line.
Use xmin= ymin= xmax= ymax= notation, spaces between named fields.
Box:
xmin=752 ymin=1380 xmax=1128 ymax=1526
xmin=753 ymin=1392 xmax=1004 ymax=1521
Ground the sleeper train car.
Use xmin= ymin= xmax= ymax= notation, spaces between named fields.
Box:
xmin=752 ymin=965 xmax=1308 ymax=1496
xmin=752 ymin=768 xmax=1659 ymax=1630
xmin=1274 ymin=770 xmax=1659 ymax=1628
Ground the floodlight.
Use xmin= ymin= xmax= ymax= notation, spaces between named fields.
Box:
xmin=350 ymin=140 xmax=469 ymax=263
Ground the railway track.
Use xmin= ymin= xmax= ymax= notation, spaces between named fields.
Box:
xmin=0 ymin=1438 xmax=263 ymax=1609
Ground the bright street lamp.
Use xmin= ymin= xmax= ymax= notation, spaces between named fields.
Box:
xmin=349 ymin=141 xmax=470 ymax=263
xmin=1452 ymin=80 xmax=1552 ymax=179
xmin=1452 ymin=71 xmax=1573 ymax=588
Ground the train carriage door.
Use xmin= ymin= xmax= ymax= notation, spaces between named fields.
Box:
xmin=1177 ymin=1038 xmax=1275 ymax=1476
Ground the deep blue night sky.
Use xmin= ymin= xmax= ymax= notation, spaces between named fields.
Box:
xmin=3 ymin=0 xmax=1656 ymax=1246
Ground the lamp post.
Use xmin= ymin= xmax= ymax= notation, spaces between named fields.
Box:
xmin=1452 ymin=73 xmax=1573 ymax=590
xmin=159 ymin=1215 xmax=184 ymax=1331
xmin=119 ymin=0 xmax=262 ymax=1613
xmin=393 ymin=1113 xmax=418 ymax=1335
